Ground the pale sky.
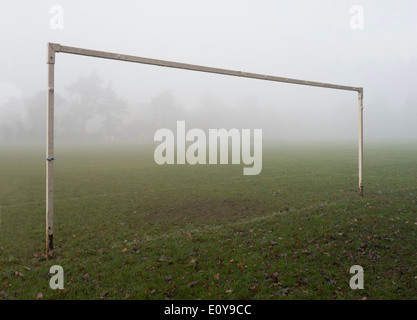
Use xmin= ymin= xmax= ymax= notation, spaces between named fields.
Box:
xmin=1 ymin=0 xmax=416 ymax=141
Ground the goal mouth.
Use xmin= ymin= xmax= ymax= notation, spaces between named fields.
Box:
xmin=45 ymin=42 xmax=363 ymax=258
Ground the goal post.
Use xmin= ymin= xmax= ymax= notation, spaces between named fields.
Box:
xmin=46 ymin=42 xmax=364 ymax=258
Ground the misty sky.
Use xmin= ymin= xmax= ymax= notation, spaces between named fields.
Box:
xmin=1 ymin=0 xmax=417 ymax=142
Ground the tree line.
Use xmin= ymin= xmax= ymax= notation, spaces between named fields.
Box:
xmin=0 ymin=73 xmax=184 ymax=144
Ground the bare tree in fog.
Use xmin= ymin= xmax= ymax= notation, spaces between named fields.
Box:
xmin=97 ymin=84 xmax=127 ymax=137
xmin=0 ymin=96 xmax=26 ymax=142
xmin=65 ymin=72 xmax=103 ymax=135
xmin=62 ymin=72 xmax=127 ymax=139
xmin=151 ymin=90 xmax=183 ymax=131
xmin=25 ymin=91 xmax=46 ymax=141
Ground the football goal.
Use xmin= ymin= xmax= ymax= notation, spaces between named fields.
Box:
xmin=45 ymin=42 xmax=364 ymax=258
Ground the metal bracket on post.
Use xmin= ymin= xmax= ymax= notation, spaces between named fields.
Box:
xmin=358 ymin=88 xmax=364 ymax=197
xmin=46 ymin=43 xmax=57 ymax=259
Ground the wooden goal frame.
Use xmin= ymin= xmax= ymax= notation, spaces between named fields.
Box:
xmin=46 ymin=42 xmax=364 ymax=258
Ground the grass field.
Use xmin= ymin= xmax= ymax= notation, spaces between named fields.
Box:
xmin=0 ymin=142 xmax=416 ymax=300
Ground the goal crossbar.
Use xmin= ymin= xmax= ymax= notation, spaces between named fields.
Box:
xmin=46 ymin=42 xmax=364 ymax=258
xmin=49 ymin=43 xmax=362 ymax=92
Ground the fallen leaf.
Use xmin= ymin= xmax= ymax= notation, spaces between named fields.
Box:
xmin=100 ymin=291 xmax=109 ymax=298
xmin=0 ymin=290 xmax=9 ymax=299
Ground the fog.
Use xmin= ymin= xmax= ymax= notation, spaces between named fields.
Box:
xmin=1 ymin=1 xmax=417 ymax=145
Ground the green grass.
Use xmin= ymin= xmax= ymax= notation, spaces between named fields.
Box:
xmin=0 ymin=142 xmax=416 ymax=300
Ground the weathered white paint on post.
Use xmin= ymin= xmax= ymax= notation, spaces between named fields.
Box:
xmin=46 ymin=43 xmax=57 ymax=259
xmin=358 ymin=89 xmax=364 ymax=197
